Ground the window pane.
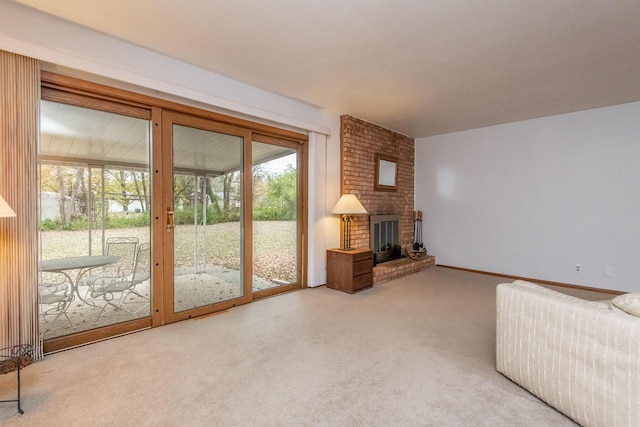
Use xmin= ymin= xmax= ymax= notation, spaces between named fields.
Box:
xmin=252 ymin=141 xmax=298 ymax=291
xmin=172 ymin=125 xmax=244 ymax=312
xmin=39 ymin=100 xmax=151 ymax=340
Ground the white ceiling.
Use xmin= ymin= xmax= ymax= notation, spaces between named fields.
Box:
xmin=14 ymin=0 xmax=640 ymax=138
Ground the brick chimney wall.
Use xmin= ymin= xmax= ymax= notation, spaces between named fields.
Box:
xmin=340 ymin=115 xmax=415 ymax=252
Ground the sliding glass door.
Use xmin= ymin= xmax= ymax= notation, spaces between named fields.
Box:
xmin=39 ymin=73 xmax=308 ymax=351
xmin=161 ymin=112 xmax=252 ymax=322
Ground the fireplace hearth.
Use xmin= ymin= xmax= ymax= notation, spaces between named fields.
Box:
xmin=370 ymin=214 xmax=402 ymax=265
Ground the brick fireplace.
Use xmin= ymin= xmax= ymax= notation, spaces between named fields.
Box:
xmin=340 ymin=115 xmax=435 ymax=283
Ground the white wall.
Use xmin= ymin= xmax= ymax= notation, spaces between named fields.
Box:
xmin=0 ymin=1 xmax=342 ymax=286
xmin=306 ymin=111 xmax=342 ymax=286
xmin=416 ymin=102 xmax=640 ymax=293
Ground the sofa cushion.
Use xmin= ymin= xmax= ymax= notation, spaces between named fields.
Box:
xmin=611 ymin=292 xmax=640 ymax=317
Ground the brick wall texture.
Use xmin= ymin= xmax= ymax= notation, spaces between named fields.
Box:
xmin=340 ymin=115 xmax=415 ymax=252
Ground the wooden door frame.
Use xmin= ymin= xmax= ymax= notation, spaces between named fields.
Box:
xmin=159 ymin=110 xmax=253 ymax=324
xmin=251 ymin=134 xmax=308 ymax=299
xmin=40 ymin=72 xmax=308 ymax=351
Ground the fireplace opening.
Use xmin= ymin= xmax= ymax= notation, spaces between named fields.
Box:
xmin=370 ymin=214 xmax=402 ymax=265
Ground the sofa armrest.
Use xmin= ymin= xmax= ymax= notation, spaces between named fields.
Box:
xmin=496 ymin=281 xmax=640 ymax=427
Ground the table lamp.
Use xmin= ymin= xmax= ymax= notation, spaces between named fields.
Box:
xmin=0 ymin=195 xmax=16 ymax=218
xmin=331 ymin=194 xmax=367 ymax=250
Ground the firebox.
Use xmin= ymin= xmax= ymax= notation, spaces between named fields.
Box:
xmin=370 ymin=214 xmax=402 ymax=265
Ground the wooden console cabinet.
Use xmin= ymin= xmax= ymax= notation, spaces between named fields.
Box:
xmin=326 ymin=248 xmax=373 ymax=294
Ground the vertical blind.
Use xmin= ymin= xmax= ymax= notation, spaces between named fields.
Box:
xmin=0 ymin=50 xmax=41 ymax=360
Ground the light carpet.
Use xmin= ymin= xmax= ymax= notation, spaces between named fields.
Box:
xmin=0 ymin=267 xmax=612 ymax=426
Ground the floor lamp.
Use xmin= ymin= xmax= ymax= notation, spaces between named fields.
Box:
xmin=331 ymin=194 xmax=368 ymax=250
xmin=0 ymin=194 xmax=24 ymax=414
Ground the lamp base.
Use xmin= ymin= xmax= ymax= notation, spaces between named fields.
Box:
xmin=341 ymin=215 xmax=354 ymax=251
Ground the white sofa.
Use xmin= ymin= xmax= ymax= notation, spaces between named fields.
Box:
xmin=496 ymin=280 xmax=640 ymax=427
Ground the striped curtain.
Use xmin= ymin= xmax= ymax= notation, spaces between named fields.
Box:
xmin=0 ymin=50 xmax=41 ymax=360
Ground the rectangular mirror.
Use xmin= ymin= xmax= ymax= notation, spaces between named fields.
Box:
xmin=374 ymin=153 xmax=398 ymax=191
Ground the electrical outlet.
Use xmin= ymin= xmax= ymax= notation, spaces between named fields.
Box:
xmin=574 ymin=264 xmax=582 ymax=273
xmin=604 ymin=266 xmax=614 ymax=277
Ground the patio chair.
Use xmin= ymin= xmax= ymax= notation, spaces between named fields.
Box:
xmin=40 ymin=273 xmax=75 ymax=328
xmin=89 ymin=242 xmax=151 ymax=322
xmin=79 ymin=236 xmax=139 ymax=295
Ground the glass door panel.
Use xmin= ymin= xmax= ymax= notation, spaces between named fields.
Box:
xmin=168 ymin=120 xmax=247 ymax=316
xmin=39 ymin=100 xmax=151 ymax=341
xmin=252 ymin=140 xmax=300 ymax=294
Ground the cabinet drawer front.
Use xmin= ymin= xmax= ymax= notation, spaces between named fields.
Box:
xmin=352 ymin=251 xmax=372 ymax=262
xmin=352 ymin=272 xmax=373 ymax=290
xmin=353 ymin=259 xmax=372 ymax=276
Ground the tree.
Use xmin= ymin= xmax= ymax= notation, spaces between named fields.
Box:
xmin=220 ymin=171 xmax=240 ymax=221
xmin=173 ymin=175 xmax=195 ymax=208
xmin=55 ymin=166 xmax=85 ymax=226
xmin=254 ymin=165 xmax=297 ymax=220
xmin=252 ymin=164 xmax=268 ymax=203
xmin=132 ymin=171 xmax=149 ymax=212
xmin=205 ymin=177 xmax=222 ymax=217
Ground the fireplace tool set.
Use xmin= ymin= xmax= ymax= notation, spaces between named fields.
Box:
xmin=408 ymin=210 xmax=427 ymax=260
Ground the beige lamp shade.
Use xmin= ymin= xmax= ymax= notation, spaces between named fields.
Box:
xmin=0 ymin=195 xmax=16 ymax=217
xmin=331 ymin=194 xmax=368 ymax=215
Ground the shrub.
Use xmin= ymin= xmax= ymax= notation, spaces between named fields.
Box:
xmin=174 ymin=206 xmax=236 ymax=225
xmin=40 ymin=218 xmax=59 ymax=231
xmin=64 ymin=216 xmax=88 ymax=231
xmin=105 ymin=212 xmax=150 ymax=228
xmin=39 ymin=212 xmax=151 ymax=231
xmin=174 ymin=207 xmax=194 ymax=225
